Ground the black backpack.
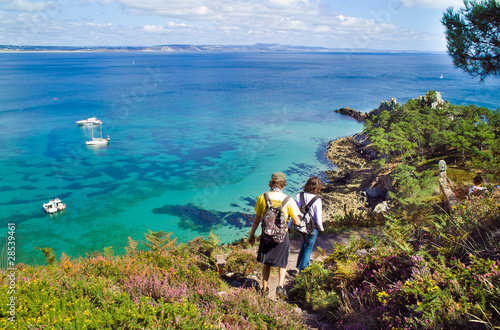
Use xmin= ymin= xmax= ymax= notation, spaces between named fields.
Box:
xmin=261 ymin=192 xmax=290 ymax=244
xmin=294 ymin=192 xmax=319 ymax=235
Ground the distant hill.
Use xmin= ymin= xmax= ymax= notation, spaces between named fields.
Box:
xmin=0 ymin=44 xmax=443 ymax=53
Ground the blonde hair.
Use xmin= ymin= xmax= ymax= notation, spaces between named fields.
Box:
xmin=269 ymin=179 xmax=287 ymax=189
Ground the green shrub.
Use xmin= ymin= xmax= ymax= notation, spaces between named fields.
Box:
xmin=0 ymin=230 xmax=307 ymax=329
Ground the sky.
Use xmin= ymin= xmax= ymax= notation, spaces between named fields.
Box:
xmin=0 ymin=0 xmax=467 ymax=51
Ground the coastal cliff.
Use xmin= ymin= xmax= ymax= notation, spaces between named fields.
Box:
xmin=321 ymin=133 xmax=389 ymax=221
xmin=324 ymin=92 xmax=448 ymax=219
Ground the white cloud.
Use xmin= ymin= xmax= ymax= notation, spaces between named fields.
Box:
xmin=267 ymin=0 xmax=304 ymax=9
xmin=3 ymin=0 xmax=56 ymax=12
xmin=95 ymin=0 xmax=321 ymax=22
xmin=400 ymin=0 xmax=464 ymax=9
xmin=166 ymin=21 xmax=191 ymax=28
xmin=142 ymin=24 xmax=161 ymax=32
xmin=143 ymin=22 xmax=193 ymax=33
xmin=0 ymin=0 xmax=449 ymax=51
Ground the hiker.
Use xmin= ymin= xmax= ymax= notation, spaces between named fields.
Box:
xmin=249 ymin=172 xmax=301 ymax=298
xmin=469 ymin=174 xmax=487 ymax=195
xmin=291 ymin=176 xmax=324 ymax=273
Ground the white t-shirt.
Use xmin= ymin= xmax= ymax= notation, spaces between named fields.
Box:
xmin=469 ymin=185 xmax=487 ymax=194
xmin=288 ymin=192 xmax=324 ymax=232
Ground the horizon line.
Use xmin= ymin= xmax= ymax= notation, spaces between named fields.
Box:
xmin=0 ymin=43 xmax=447 ymax=54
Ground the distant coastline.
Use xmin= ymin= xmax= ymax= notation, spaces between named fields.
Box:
xmin=0 ymin=43 xmax=446 ymax=54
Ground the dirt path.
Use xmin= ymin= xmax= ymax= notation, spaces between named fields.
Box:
xmin=253 ymin=229 xmax=379 ymax=329
xmin=267 ymin=230 xmax=376 ymax=298
xmin=248 ymin=135 xmax=384 ymax=328
xmin=219 ymin=134 xmax=383 ymax=328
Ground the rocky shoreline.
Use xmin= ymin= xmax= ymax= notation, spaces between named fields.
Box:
xmin=324 ymin=92 xmax=448 ymax=220
xmin=320 ymin=133 xmax=391 ymax=221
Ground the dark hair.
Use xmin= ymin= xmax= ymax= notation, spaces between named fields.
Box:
xmin=473 ymin=175 xmax=483 ymax=186
xmin=304 ymin=176 xmax=322 ymax=194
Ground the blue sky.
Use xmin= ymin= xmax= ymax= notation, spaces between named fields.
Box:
xmin=0 ymin=0 xmax=466 ymax=50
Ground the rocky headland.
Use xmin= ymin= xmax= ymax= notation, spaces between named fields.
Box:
xmin=321 ymin=133 xmax=391 ymax=221
xmin=333 ymin=92 xmax=445 ymax=123
xmin=325 ymin=92 xmax=447 ymax=219
xmin=333 ymin=97 xmax=398 ymax=122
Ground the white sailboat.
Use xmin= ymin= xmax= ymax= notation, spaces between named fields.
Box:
xmin=86 ymin=125 xmax=110 ymax=145
xmin=76 ymin=117 xmax=103 ymax=125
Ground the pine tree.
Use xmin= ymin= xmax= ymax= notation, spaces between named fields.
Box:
xmin=442 ymin=0 xmax=500 ymax=80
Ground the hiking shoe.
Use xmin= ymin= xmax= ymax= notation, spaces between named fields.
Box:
xmin=276 ymin=286 xmax=287 ymax=299
xmin=261 ymin=287 xmax=269 ymax=297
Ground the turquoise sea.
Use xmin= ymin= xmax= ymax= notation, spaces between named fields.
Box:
xmin=1 ymin=52 xmax=499 ymax=264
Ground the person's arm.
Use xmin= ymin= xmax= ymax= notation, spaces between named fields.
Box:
xmin=288 ymin=194 xmax=302 ymax=229
xmin=249 ymin=214 xmax=261 ymax=246
xmin=289 ymin=199 xmax=302 ymax=226
xmin=314 ymin=199 xmax=324 ymax=231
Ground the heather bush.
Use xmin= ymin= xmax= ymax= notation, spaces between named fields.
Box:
xmin=427 ymin=189 xmax=500 ymax=260
xmin=330 ymin=211 xmax=385 ymax=231
xmin=291 ymin=191 xmax=500 ymax=328
xmin=222 ymin=250 xmax=260 ymax=279
xmin=0 ymin=230 xmax=307 ymax=329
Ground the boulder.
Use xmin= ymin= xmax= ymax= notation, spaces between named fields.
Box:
xmin=334 ymin=107 xmax=368 ymax=121
xmin=415 ymin=91 xmax=445 ymax=109
xmin=373 ymin=201 xmax=390 ymax=213
xmin=334 ymin=98 xmax=398 ymax=122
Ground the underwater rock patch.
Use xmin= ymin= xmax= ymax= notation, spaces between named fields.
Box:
xmin=152 ymin=203 xmax=252 ymax=233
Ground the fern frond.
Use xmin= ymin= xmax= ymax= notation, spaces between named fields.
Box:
xmin=125 ymin=236 xmax=138 ymax=254
xmin=140 ymin=230 xmax=177 ymax=252
xmin=60 ymin=252 xmax=70 ymax=264
xmin=35 ymin=247 xmax=56 ymax=265
xmin=103 ymin=246 xmax=114 ymax=258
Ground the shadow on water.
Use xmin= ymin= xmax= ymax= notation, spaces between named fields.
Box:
xmin=152 ymin=204 xmax=253 ymax=233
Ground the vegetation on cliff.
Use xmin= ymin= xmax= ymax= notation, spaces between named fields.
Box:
xmin=291 ymin=92 xmax=500 ymax=328
xmin=1 ymin=231 xmax=305 ymax=329
xmin=364 ymin=90 xmax=500 ymax=172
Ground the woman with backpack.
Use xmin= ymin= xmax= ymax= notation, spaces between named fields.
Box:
xmin=292 ymin=176 xmax=324 ymax=273
xmin=249 ymin=171 xmax=301 ymax=299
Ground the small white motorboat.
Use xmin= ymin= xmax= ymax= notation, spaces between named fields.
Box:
xmin=53 ymin=198 xmax=66 ymax=211
xmin=43 ymin=198 xmax=66 ymax=214
xmin=86 ymin=125 xmax=110 ymax=145
xmin=76 ymin=117 xmax=103 ymax=125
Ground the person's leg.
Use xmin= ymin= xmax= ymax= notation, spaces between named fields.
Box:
xmin=276 ymin=267 xmax=288 ymax=298
xmin=297 ymin=228 xmax=318 ymax=272
xmin=278 ymin=267 xmax=287 ymax=287
xmin=262 ymin=264 xmax=271 ymax=291
xmin=296 ymin=234 xmax=307 ymax=269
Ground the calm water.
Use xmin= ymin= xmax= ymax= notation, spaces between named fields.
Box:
xmin=1 ymin=52 xmax=499 ymax=264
